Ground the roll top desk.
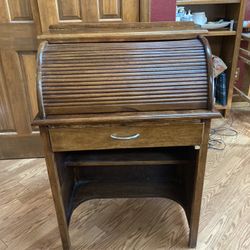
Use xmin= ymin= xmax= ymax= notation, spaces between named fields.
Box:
xmin=34 ymin=23 xmax=220 ymax=249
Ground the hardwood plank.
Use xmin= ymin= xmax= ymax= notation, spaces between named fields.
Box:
xmin=0 ymin=239 xmax=7 ymax=250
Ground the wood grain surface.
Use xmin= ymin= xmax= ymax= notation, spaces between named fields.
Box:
xmin=0 ymin=108 xmax=249 ymax=250
xmin=39 ymin=38 xmax=210 ymax=116
xmin=38 ymin=22 xmax=207 ymax=42
xmin=49 ymin=123 xmax=203 ymax=152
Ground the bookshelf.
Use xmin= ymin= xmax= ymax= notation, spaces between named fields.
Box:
xmin=177 ymin=0 xmax=246 ymax=116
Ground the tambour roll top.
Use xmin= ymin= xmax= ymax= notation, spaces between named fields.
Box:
xmin=35 ymin=22 xmax=218 ymax=122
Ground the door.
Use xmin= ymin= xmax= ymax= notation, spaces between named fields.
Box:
xmin=0 ymin=0 xmax=146 ymax=159
xmin=36 ymin=0 xmax=141 ymax=33
xmin=0 ymin=0 xmax=43 ymax=159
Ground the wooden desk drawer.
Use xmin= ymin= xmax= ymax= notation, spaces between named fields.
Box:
xmin=49 ymin=123 xmax=204 ymax=152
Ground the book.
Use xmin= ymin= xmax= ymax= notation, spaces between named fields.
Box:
xmin=151 ymin=0 xmax=176 ymax=21
xmin=215 ymin=72 xmax=227 ymax=106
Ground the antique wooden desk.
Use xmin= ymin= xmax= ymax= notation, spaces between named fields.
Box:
xmin=34 ymin=23 xmax=220 ymax=249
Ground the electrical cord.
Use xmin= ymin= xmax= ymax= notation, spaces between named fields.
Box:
xmin=208 ymin=116 xmax=238 ymax=150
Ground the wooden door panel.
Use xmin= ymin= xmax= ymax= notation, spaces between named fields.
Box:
xmin=20 ymin=52 xmax=39 ymax=122
xmin=36 ymin=0 xmax=58 ymax=33
xmin=99 ymin=0 xmax=122 ymax=20
xmin=0 ymin=1 xmax=9 ymax=22
xmin=0 ymin=50 xmax=32 ymax=135
xmin=37 ymin=0 xmax=140 ymax=32
xmin=7 ymin=0 xmax=33 ymax=21
xmin=0 ymin=0 xmax=43 ymax=159
xmin=57 ymin=0 xmax=82 ymax=21
xmin=0 ymin=60 xmax=15 ymax=132
xmin=0 ymin=50 xmax=38 ymax=131
xmin=87 ymin=0 xmax=140 ymax=22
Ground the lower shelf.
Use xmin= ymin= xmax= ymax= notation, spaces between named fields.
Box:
xmin=55 ymin=146 xmax=197 ymax=224
xmin=71 ymin=180 xmax=185 ymax=213
xmin=64 ymin=164 xmax=195 ymax=223
xmin=64 ymin=147 xmax=195 ymax=167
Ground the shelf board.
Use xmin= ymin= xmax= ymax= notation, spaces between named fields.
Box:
xmin=205 ymin=30 xmax=236 ymax=36
xmin=65 ymin=147 xmax=194 ymax=167
xmin=215 ymin=104 xmax=227 ymax=110
xmin=177 ymin=0 xmax=240 ymax=5
xmin=242 ymin=33 xmax=250 ymax=41
xmin=72 ymin=180 xmax=185 ymax=210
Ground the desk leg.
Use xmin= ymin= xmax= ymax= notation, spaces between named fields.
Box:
xmin=40 ymin=127 xmax=71 ymax=250
xmin=189 ymin=120 xmax=211 ymax=248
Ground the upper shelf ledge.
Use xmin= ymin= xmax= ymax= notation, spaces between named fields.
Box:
xmin=177 ymin=0 xmax=240 ymax=5
xmin=38 ymin=22 xmax=208 ymax=43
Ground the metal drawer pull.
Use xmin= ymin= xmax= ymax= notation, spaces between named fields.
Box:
xmin=110 ymin=133 xmax=140 ymax=140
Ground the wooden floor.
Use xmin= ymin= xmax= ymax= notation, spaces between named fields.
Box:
xmin=0 ymin=107 xmax=249 ymax=250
